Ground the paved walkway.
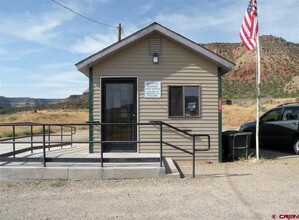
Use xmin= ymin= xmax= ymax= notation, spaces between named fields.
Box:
xmin=0 ymin=130 xmax=89 ymax=156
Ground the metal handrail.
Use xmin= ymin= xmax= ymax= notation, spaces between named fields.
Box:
xmin=150 ymin=121 xmax=211 ymax=178
xmin=0 ymin=121 xmax=211 ymax=178
xmin=0 ymin=123 xmax=76 ymax=155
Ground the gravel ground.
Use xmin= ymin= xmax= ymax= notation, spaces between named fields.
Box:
xmin=0 ymin=151 xmax=298 ymax=220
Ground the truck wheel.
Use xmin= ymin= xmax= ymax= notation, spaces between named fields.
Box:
xmin=294 ymin=137 xmax=299 ymax=155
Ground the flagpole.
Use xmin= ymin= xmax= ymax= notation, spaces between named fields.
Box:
xmin=256 ymin=34 xmax=261 ymax=160
xmin=240 ymin=0 xmax=260 ymax=159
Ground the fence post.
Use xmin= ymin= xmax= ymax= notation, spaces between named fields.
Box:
xmin=160 ymin=122 xmax=163 ymax=167
xmin=30 ymin=125 xmax=33 ymax=153
xmin=192 ymin=135 xmax=195 ymax=178
xmin=43 ymin=125 xmax=46 ymax=167
xmin=12 ymin=125 xmax=15 ymax=158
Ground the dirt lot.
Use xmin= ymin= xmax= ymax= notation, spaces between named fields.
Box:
xmin=0 ymin=151 xmax=298 ymax=220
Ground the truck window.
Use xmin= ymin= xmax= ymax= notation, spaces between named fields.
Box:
xmin=282 ymin=107 xmax=299 ymax=120
xmin=261 ymin=109 xmax=282 ymax=122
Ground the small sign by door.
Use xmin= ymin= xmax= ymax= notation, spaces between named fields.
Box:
xmin=144 ymin=81 xmax=161 ymax=98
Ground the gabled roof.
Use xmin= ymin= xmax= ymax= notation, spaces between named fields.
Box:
xmin=75 ymin=22 xmax=235 ymax=75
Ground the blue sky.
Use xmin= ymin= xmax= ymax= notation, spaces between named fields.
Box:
xmin=0 ymin=0 xmax=298 ymax=98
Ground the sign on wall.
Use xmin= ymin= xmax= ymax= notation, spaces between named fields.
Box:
xmin=144 ymin=81 xmax=161 ymax=98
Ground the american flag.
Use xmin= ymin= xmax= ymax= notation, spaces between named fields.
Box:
xmin=240 ymin=0 xmax=258 ymax=51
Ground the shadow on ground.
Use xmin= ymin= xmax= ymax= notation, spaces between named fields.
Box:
xmin=249 ymin=148 xmax=297 ymax=160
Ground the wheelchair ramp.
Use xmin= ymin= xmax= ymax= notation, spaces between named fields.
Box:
xmin=0 ymin=145 xmax=180 ymax=180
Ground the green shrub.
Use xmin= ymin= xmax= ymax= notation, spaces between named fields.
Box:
xmin=3 ymin=131 xmax=13 ymax=137
xmin=22 ymin=129 xmax=32 ymax=136
xmin=0 ymin=109 xmax=7 ymax=115
xmin=8 ymin=115 xmax=17 ymax=121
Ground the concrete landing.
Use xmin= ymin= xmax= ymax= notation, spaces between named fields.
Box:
xmin=0 ymin=159 xmax=180 ymax=180
xmin=0 ymin=144 xmax=180 ymax=180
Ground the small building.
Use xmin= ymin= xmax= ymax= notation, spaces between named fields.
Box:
xmin=76 ymin=23 xmax=234 ymax=162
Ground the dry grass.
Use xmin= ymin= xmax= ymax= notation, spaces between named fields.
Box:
xmin=0 ymin=109 xmax=88 ymax=138
xmin=223 ymin=104 xmax=256 ymax=130
xmin=222 ymin=98 xmax=297 ymax=130
xmin=0 ymin=98 xmax=296 ymax=137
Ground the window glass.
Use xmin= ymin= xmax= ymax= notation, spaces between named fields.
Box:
xmin=169 ymin=86 xmax=200 ymax=117
xmin=185 ymin=87 xmax=199 ymax=116
xmin=169 ymin=86 xmax=183 ymax=116
xmin=261 ymin=109 xmax=282 ymax=122
xmin=282 ymin=107 xmax=299 ymax=120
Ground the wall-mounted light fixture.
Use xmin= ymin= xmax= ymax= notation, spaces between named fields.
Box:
xmin=152 ymin=53 xmax=159 ymax=64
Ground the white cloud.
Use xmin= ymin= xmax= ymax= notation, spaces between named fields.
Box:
xmin=0 ymin=66 xmax=26 ymax=74
xmin=0 ymin=70 xmax=87 ymax=98
xmin=156 ymin=13 xmax=225 ymax=30
xmin=0 ymin=8 xmax=74 ymax=48
xmin=153 ymin=10 xmax=242 ymax=43
xmin=121 ymin=24 xmax=139 ymax=38
xmin=0 ymin=47 xmax=44 ymax=61
xmin=139 ymin=3 xmax=153 ymax=15
xmin=35 ymin=70 xmax=88 ymax=98
xmin=39 ymin=71 xmax=85 ymax=85
xmin=71 ymin=31 xmax=118 ymax=54
xmin=70 ymin=22 xmax=139 ymax=54
xmin=258 ymin=0 xmax=299 ymax=42
xmin=151 ymin=0 xmax=299 ymax=43
xmin=41 ymin=62 xmax=75 ymax=70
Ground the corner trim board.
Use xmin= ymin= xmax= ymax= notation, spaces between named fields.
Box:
xmin=218 ymin=66 xmax=223 ymax=162
xmin=89 ymin=67 xmax=94 ymax=153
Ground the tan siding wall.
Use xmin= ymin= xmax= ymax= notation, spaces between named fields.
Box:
xmin=92 ymin=35 xmax=219 ymax=161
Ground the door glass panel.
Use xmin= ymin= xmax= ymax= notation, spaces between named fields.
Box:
xmin=102 ymin=79 xmax=136 ymax=152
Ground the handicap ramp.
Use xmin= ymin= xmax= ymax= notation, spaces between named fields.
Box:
xmin=0 ymin=146 xmax=180 ymax=180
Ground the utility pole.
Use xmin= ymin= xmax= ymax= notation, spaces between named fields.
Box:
xmin=118 ymin=23 xmax=122 ymax=41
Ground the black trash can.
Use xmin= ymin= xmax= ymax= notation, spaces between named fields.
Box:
xmin=222 ymin=131 xmax=252 ymax=161
xmin=222 ymin=130 xmax=238 ymax=161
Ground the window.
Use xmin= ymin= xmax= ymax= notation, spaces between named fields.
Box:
xmin=169 ymin=86 xmax=200 ymax=117
xmin=282 ymin=107 xmax=299 ymax=120
xmin=261 ymin=108 xmax=282 ymax=122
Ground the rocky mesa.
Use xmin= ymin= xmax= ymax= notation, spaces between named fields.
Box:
xmin=203 ymin=35 xmax=299 ymax=99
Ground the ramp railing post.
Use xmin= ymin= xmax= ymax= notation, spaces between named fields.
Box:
xmin=60 ymin=125 xmax=63 ymax=149
xmin=48 ymin=125 xmax=50 ymax=150
xmin=42 ymin=125 xmax=46 ymax=167
xmin=192 ymin=135 xmax=195 ymax=178
xmin=71 ymin=127 xmax=73 ymax=147
xmin=12 ymin=125 xmax=15 ymax=158
xmin=160 ymin=122 xmax=163 ymax=167
xmin=100 ymin=124 xmax=103 ymax=167
xmin=30 ymin=125 xmax=33 ymax=153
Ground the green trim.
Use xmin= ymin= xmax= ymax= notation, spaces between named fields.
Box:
xmin=89 ymin=67 xmax=94 ymax=153
xmin=218 ymin=67 xmax=223 ymax=162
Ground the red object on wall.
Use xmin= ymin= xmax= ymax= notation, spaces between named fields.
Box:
xmin=219 ymin=98 xmax=222 ymax=112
